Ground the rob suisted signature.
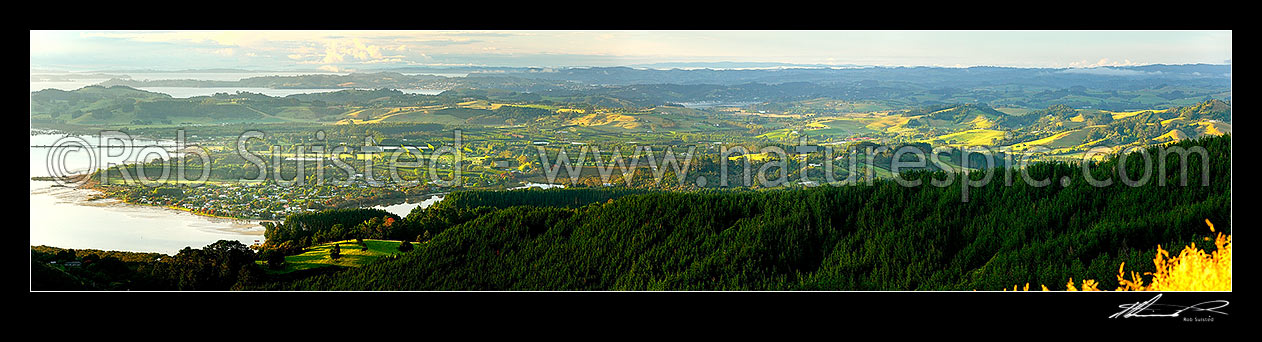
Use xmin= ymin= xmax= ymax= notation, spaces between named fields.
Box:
xmin=1110 ymin=294 xmax=1229 ymax=319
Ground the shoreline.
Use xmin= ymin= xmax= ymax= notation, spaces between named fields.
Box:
xmin=32 ymin=179 xmax=268 ymax=225
xmin=343 ymin=192 xmax=448 ymax=210
xmin=30 ymin=244 xmax=174 ymax=257
xmin=77 ymin=180 xmax=448 ymax=221
xmin=30 ymin=180 xmax=267 ymax=255
xmin=160 ymin=204 xmax=269 ymax=222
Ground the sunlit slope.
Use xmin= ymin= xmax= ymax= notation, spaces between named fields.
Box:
xmin=924 ymin=129 xmax=1006 ymax=146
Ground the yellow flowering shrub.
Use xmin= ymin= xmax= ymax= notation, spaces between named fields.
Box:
xmin=1010 ymin=219 xmax=1230 ymax=291
xmin=1114 ymin=219 xmax=1231 ymax=291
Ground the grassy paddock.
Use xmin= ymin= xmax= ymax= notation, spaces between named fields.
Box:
xmin=262 ymin=239 xmax=415 ymax=274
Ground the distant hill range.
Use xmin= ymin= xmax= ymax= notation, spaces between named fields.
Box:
xmin=92 ymin=64 xmax=1230 ymax=90
xmin=74 ymin=64 xmax=1229 ymax=111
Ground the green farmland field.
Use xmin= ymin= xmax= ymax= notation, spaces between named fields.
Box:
xmin=261 ymin=239 xmax=416 ymax=274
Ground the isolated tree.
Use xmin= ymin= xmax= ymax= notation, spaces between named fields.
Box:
xmin=330 ymin=244 xmax=341 ymax=260
xmin=266 ymin=252 xmax=285 ymax=270
xmin=398 ymin=240 xmax=414 ymax=253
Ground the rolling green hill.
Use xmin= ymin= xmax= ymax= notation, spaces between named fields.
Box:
xmin=256 ymin=135 xmax=1230 ymax=291
xmin=925 ymin=129 xmax=1006 ymax=146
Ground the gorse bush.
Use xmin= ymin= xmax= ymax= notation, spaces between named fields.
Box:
xmin=1021 ymin=219 xmax=1230 ymax=291
xmin=1114 ymin=219 xmax=1230 ymax=291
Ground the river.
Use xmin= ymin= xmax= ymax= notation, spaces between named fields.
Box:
xmin=368 ymin=182 xmax=565 ymax=217
xmin=371 ymin=194 xmax=446 ymax=217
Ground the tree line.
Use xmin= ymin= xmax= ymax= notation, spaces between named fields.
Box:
xmin=35 ymin=135 xmax=1230 ymax=291
xmin=249 ymin=135 xmax=1230 ymax=290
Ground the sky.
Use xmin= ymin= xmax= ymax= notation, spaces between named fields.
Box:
xmin=30 ymin=30 xmax=1232 ymax=72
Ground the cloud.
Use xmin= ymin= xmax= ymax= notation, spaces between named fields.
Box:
xmin=208 ymin=48 xmax=236 ymax=56
xmin=314 ymin=38 xmax=411 ymax=65
xmin=82 ymin=31 xmax=276 ymax=49
xmin=81 ymin=31 xmax=421 ymax=66
xmin=1058 ymin=67 xmax=1160 ymax=76
xmin=43 ymin=31 xmax=1231 ymax=71
xmin=1068 ymin=58 xmax=1142 ymax=68
xmin=1057 ymin=58 xmax=1162 ymax=76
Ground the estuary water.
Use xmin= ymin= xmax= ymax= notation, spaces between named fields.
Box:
xmin=28 ymin=71 xmax=460 ymax=254
xmin=368 ymin=183 xmax=564 ymax=217
xmin=30 ymin=71 xmax=450 ymax=97
xmin=29 ymin=132 xmax=265 ymax=254
xmin=371 ymin=194 xmax=446 ymax=217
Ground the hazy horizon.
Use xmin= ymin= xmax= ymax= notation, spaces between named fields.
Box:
xmin=31 ymin=30 xmax=1231 ymax=73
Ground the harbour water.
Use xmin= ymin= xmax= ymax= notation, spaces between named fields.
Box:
xmin=29 ymin=132 xmax=265 ymax=254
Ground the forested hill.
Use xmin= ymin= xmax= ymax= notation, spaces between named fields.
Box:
xmin=258 ymin=135 xmax=1231 ymax=291
xmin=430 ymin=188 xmax=649 ymax=212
